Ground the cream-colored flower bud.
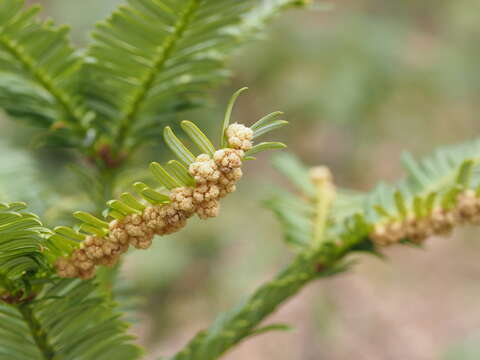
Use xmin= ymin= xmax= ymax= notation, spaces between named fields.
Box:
xmin=130 ymin=213 xmax=143 ymax=226
xmin=170 ymin=187 xmax=196 ymax=213
xmin=153 ymin=204 xmax=189 ymax=235
xmin=309 ymin=166 xmax=333 ymax=185
xmin=196 ymin=154 xmax=211 ymax=162
xmin=370 ymin=224 xmax=389 ymax=246
xmin=109 ymin=219 xmax=120 ymax=230
xmin=189 ymin=155 xmax=220 ymax=183
xmin=214 ymin=148 xmax=243 ymax=172
xmin=405 ymin=217 xmax=431 ymax=243
xmin=196 ymin=199 xmax=220 ymax=219
xmin=124 ymin=223 xmax=146 ymax=237
xmin=218 ymin=183 xmax=236 ymax=198
xmin=193 ymin=182 xmax=220 ymax=202
xmin=130 ymin=236 xmax=153 ymax=250
xmin=229 ymin=167 xmax=243 ymax=180
xmin=83 ymin=236 xmax=105 ymax=259
xmin=72 ymin=249 xmax=95 ymax=272
xmin=226 ymin=123 xmax=253 ymax=151
xmin=143 ymin=206 xmax=159 ymax=220
xmin=101 ymin=240 xmax=119 ymax=257
xmin=56 ymin=257 xmax=79 ymax=278
xmin=108 ymin=219 xmax=129 ymax=244
xmin=72 ymin=249 xmax=88 ymax=263
xmin=217 ymin=168 xmax=242 ymax=186
xmin=429 ymin=208 xmax=455 ymax=235
xmin=143 ymin=206 xmax=165 ymax=231
xmin=387 ymin=221 xmax=406 ymax=241
xmin=456 ymin=190 xmax=480 ymax=221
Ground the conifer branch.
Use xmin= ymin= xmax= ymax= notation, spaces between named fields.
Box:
xmin=171 ymin=245 xmax=345 ymax=360
xmin=0 ymin=36 xmax=83 ymax=133
xmin=114 ymin=0 xmax=200 ymax=150
xmin=172 ymin=140 xmax=480 ymax=359
xmin=18 ymin=302 xmax=56 ymax=360
xmin=53 ymin=92 xmax=287 ymax=279
xmin=0 ymin=1 xmax=87 ymax=135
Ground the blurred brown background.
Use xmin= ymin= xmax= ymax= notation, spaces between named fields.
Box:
xmin=4 ymin=1 xmax=480 ymax=359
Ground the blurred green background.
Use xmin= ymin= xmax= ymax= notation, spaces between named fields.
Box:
xmin=3 ymin=1 xmax=480 ymax=359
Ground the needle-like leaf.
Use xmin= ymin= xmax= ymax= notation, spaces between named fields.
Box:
xmin=221 ymin=87 xmax=248 ymax=148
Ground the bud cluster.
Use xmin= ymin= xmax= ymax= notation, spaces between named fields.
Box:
xmin=56 ymin=123 xmax=251 ymax=279
xmin=370 ymin=190 xmax=480 ymax=247
xmin=226 ymin=123 xmax=253 ymax=151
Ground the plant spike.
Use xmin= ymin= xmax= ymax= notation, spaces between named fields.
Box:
xmin=50 ymin=93 xmax=288 ymax=281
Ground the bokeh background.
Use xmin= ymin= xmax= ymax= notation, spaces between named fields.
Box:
xmin=3 ymin=1 xmax=480 ymax=359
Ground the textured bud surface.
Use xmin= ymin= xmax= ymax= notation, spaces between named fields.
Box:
xmin=226 ymin=123 xmax=253 ymax=151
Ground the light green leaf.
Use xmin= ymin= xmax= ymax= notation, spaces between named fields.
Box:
xmin=120 ymin=192 xmax=146 ymax=212
xmin=150 ymin=162 xmax=182 ymax=189
xmin=79 ymin=223 xmax=109 ymax=237
xmin=253 ymin=120 xmax=289 ymax=139
xmin=163 ymin=127 xmax=195 ymax=166
xmin=167 ymin=160 xmax=195 ymax=187
xmin=107 ymin=200 xmax=141 ymax=216
xmin=133 ymin=182 xmax=170 ymax=205
xmin=245 ymin=142 xmax=286 ymax=156
xmin=73 ymin=211 xmax=109 ymax=230
xmin=0 ymin=0 xmax=87 ymax=134
xmin=181 ymin=120 xmax=216 ymax=156
xmin=53 ymin=226 xmax=86 ymax=241
xmin=250 ymin=111 xmax=283 ymax=131
xmin=221 ymin=87 xmax=248 ymax=148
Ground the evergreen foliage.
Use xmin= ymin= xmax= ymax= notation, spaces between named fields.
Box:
xmin=0 ymin=0 xmax=477 ymax=359
xmin=0 ymin=1 xmax=87 ymax=143
xmin=0 ymin=279 xmax=142 ymax=360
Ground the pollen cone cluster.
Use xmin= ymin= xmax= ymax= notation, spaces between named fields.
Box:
xmin=56 ymin=124 xmax=253 ymax=279
xmin=370 ymin=190 xmax=480 ymax=247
